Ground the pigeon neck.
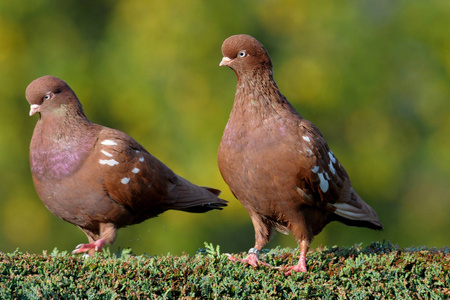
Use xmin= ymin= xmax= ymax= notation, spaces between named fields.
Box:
xmin=234 ymin=68 xmax=299 ymax=117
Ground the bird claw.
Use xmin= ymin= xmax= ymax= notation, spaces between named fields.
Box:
xmin=72 ymin=244 xmax=89 ymax=254
xmin=225 ymin=253 xmax=238 ymax=262
xmin=283 ymin=263 xmax=307 ymax=276
xmin=73 ymin=243 xmax=84 ymax=250
xmin=71 ymin=239 xmax=105 ymax=254
xmin=225 ymin=253 xmax=272 ymax=268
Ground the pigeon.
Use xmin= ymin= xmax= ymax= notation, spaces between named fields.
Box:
xmin=26 ymin=75 xmax=227 ymax=255
xmin=217 ymin=34 xmax=382 ymax=274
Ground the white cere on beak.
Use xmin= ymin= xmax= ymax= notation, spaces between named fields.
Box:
xmin=29 ymin=104 xmax=41 ymax=116
xmin=219 ymin=57 xmax=232 ymax=66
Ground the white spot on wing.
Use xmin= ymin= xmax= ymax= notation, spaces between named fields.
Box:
xmin=101 ymin=150 xmax=113 ymax=157
xmin=329 ymin=161 xmax=336 ymax=174
xmin=99 ymin=159 xmax=119 ymax=166
xmin=131 ymin=167 xmax=140 ymax=173
xmin=139 ymin=157 xmax=144 ymax=162
xmin=318 ymin=173 xmax=329 ymax=193
xmin=312 ymin=166 xmax=319 ymax=173
xmin=328 ymin=151 xmax=336 ymax=163
xmin=302 ymin=136 xmax=311 ymax=142
xmin=303 ymin=146 xmax=313 ymax=157
xmin=101 ymin=140 xmax=117 ymax=146
xmin=121 ymin=177 xmax=130 ymax=184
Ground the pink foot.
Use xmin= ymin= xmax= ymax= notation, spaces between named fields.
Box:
xmin=284 ymin=252 xmax=307 ymax=275
xmin=284 ymin=263 xmax=307 ymax=275
xmin=226 ymin=253 xmax=261 ymax=267
xmin=226 ymin=248 xmax=272 ymax=268
xmin=72 ymin=239 xmax=106 ymax=255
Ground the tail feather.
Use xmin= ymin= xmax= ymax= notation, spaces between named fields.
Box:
xmin=202 ymin=187 xmax=222 ymax=197
xmin=162 ymin=176 xmax=227 ymax=213
xmin=331 ymin=189 xmax=382 ymax=230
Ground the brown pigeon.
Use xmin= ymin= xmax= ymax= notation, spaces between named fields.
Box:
xmin=26 ymin=75 xmax=227 ymax=255
xmin=218 ymin=34 xmax=382 ymax=274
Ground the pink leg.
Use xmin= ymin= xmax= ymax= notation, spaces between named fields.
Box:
xmin=72 ymin=238 xmax=106 ymax=255
xmin=228 ymin=213 xmax=273 ymax=268
xmin=74 ymin=223 xmax=117 ymax=256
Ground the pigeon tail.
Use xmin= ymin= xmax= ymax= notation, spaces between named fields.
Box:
xmin=331 ymin=190 xmax=383 ymax=230
xmin=163 ymin=176 xmax=227 ymax=213
xmin=203 ymin=187 xmax=222 ymax=196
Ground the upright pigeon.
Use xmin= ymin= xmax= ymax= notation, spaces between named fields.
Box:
xmin=217 ymin=34 xmax=382 ymax=274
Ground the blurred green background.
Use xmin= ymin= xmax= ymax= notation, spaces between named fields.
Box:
xmin=0 ymin=0 xmax=449 ymax=255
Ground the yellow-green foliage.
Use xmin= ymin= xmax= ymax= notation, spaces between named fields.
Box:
xmin=0 ymin=242 xmax=449 ymax=299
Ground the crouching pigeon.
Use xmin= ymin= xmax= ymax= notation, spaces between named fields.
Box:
xmin=26 ymin=75 xmax=227 ymax=255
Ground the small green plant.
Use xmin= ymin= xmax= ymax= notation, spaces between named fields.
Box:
xmin=203 ymin=242 xmax=221 ymax=258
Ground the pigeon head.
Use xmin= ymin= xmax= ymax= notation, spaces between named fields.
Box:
xmin=25 ymin=75 xmax=84 ymax=117
xmin=219 ymin=34 xmax=273 ymax=76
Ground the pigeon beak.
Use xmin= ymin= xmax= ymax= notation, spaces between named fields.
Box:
xmin=29 ymin=104 xmax=41 ymax=116
xmin=219 ymin=57 xmax=232 ymax=67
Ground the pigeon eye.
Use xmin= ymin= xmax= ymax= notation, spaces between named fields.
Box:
xmin=43 ymin=94 xmax=51 ymax=100
xmin=238 ymin=51 xmax=247 ymax=58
